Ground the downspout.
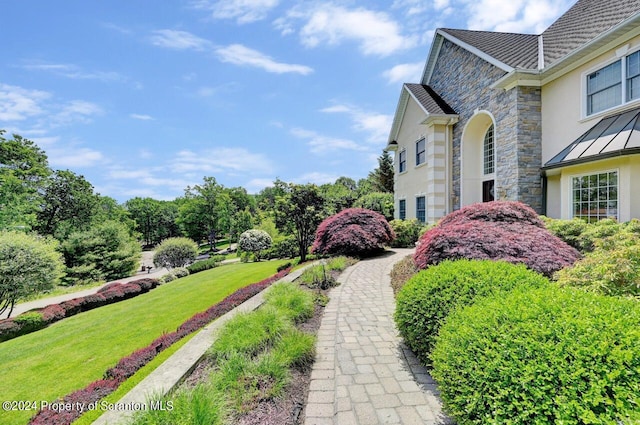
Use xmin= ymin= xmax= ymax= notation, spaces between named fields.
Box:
xmin=541 ymin=171 xmax=548 ymax=216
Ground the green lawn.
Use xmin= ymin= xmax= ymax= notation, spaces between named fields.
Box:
xmin=0 ymin=260 xmax=288 ymax=425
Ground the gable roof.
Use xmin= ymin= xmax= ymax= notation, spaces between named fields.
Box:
xmin=387 ymin=84 xmax=457 ymax=145
xmin=439 ymin=29 xmax=539 ymax=70
xmin=422 ymin=0 xmax=640 ymax=85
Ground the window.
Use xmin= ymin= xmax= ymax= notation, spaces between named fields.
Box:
xmin=416 ymin=196 xmax=426 ymax=223
xmin=627 ymin=51 xmax=640 ymax=102
xmin=416 ymin=138 xmax=426 ymax=166
xmin=483 ymin=125 xmax=494 ymax=175
xmin=399 ymin=199 xmax=406 ymax=220
xmin=586 ymin=50 xmax=640 ymax=116
xmin=399 ymin=150 xmax=407 ymax=173
xmin=572 ymin=171 xmax=618 ymax=222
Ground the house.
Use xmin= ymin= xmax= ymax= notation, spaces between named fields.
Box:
xmin=387 ymin=0 xmax=640 ymax=224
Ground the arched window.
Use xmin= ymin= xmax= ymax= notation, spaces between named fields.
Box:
xmin=483 ymin=124 xmax=494 ymax=175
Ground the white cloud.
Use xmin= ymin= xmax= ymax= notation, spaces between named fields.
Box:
xmin=0 ymin=84 xmax=50 ymax=121
xmin=275 ymin=4 xmax=416 ymax=57
xmin=171 ymin=148 xmax=275 ymax=174
xmin=51 ymin=100 xmax=103 ymax=127
xmin=22 ymin=63 xmax=125 ymax=82
xmin=290 ymin=127 xmax=367 ymax=154
xmin=462 ymin=0 xmax=573 ymax=33
xmin=48 ymin=147 xmax=104 ymax=168
xmin=320 ymin=104 xmax=392 ymax=144
xmin=382 ymin=62 xmax=423 ymax=84
xmin=293 ymin=172 xmax=340 ymax=185
xmin=149 ymin=29 xmax=211 ymax=50
xmin=245 ymin=177 xmax=276 ymax=193
xmin=215 ymin=44 xmax=313 ymax=75
xmin=130 ymin=113 xmax=154 ymax=120
xmin=191 ymin=0 xmax=280 ymax=24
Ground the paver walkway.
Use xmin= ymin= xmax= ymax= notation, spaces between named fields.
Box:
xmin=304 ymin=249 xmax=453 ymax=425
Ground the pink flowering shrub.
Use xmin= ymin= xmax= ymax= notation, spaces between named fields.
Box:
xmin=414 ymin=202 xmax=580 ymax=278
xmin=313 ymin=208 xmax=395 ymax=256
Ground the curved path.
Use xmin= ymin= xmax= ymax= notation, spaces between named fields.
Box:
xmin=304 ymin=248 xmax=452 ymax=425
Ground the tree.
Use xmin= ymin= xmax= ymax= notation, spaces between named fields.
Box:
xmin=153 ymin=237 xmax=198 ymax=269
xmin=60 ymin=221 xmax=141 ymax=285
xmin=312 ymin=208 xmax=395 ymax=256
xmin=238 ymin=229 xmax=272 ymax=261
xmin=354 ymin=192 xmax=394 ymax=221
xmin=0 ymin=231 xmax=64 ymax=317
xmin=0 ymin=130 xmax=51 ymax=230
xmin=274 ymin=183 xmax=325 ymax=262
xmin=320 ymin=177 xmax=357 ymax=215
xmin=177 ymin=177 xmax=223 ymax=251
xmin=367 ymin=150 xmax=394 ymax=193
xmin=36 ymin=170 xmax=99 ymax=239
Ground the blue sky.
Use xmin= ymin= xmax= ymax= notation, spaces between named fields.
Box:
xmin=1 ymin=0 xmax=573 ymax=203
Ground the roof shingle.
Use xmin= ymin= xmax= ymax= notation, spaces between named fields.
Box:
xmin=404 ymin=84 xmax=456 ymax=115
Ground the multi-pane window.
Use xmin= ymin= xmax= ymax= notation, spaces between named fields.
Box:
xmin=416 ymin=196 xmax=426 ymax=223
xmin=483 ymin=125 xmax=494 ymax=175
xmin=399 ymin=199 xmax=406 ymax=220
xmin=572 ymin=171 xmax=618 ymax=222
xmin=586 ymin=50 xmax=640 ymax=116
xmin=399 ymin=150 xmax=407 ymax=173
xmin=627 ymin=51 xmax=640 ymax=102
xmin=416 ymin=138 xmax=426 ymax=166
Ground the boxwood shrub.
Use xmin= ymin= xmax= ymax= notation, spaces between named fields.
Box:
xmin=394 ymin=259 xmax=549 ymax=363
xmin=431 ymin=285 xmax=640 ymax=425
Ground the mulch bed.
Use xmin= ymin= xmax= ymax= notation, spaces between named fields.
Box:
xmin=178 ymin=279 xmax=332 ymax=425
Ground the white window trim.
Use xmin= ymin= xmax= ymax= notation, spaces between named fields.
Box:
xmin=398 ymin=148 xmax=408 ymax=174
xmin=415 ymin=138 xmax=426 ymax=167
xmin=582 ymin=47 xmax=640 ymax=119
xmin=569 ymin=168 xmax=619 ymax=221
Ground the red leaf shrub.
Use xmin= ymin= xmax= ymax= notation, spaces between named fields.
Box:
xmin=414 ymin=203 xmax=580 ymax=278
xmin=40 ymin=305 xmax=66 ymax=323
xmin=312 ymin=208 xmax=395 ymax=256
xmin=97 ymin=281 xmax=123 ymax=293
xmin=0 ymin=318 xmax=20 ymax=342
xmin=438 ymin=201 xmax=544 ymax=228
xmin=29 ymin=268 xmax=291 ymax=425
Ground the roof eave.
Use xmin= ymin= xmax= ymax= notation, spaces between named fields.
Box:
xmin=491 ymin=69 xmax=542 ymax=90
xmin=542 ymin=147 xmax=640 ymax=171
xmin=540 ymin=12 xmax=640 ymax=82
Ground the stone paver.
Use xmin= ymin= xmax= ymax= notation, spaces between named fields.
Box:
xmin=304 ymin=249 xmax=453 ymax=424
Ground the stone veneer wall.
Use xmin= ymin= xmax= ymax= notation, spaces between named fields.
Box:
xmin=428 ymin=39 xmax=543 ymax=212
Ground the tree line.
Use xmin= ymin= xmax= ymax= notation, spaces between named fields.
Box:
xmin=0 ymin=129 xmax=394 ymax=315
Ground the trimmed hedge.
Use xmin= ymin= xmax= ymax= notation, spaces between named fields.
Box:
xmin=0 ymin=278 xmax=159 ymax=343
xmin=312 ymin=208 xmax=395 ymax=256
xmin=431 ymin=285 xmax=640 ymax=424
xmin=29 ymin=267 xmax=292 ymax=425
xmin=414 ymin=202 xmax=580 ymax=278
xmin=186 ymin=255 xmax=227 ymax=274
xmin=394 ymin=260 xmax=549 ymax=363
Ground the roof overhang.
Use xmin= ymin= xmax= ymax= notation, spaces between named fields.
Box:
xmin=422 ymin=29 xmax=514 ymax=85
xmin=387 ymin=84 xmax=458 ymax=149
xmin=542 ymin=107 xmax=640 ymax=171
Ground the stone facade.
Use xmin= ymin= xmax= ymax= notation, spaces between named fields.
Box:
xmin=428 ymin=40 xmax=543 ymax=212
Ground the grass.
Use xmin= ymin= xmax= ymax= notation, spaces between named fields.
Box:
xmin=131 ymin=282 xmax=317 ymax=424
xmin=298 ymin=256 xmax=357 ymax=288
xmin=0 ymin=260 xmax=289 ymax=425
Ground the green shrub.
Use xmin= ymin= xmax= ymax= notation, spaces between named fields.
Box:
xmin=172 ymin=267 xmax=189 ymax=278
xmin=153 ymin=237 xmax=198 ymax=269
xmin=209 ymin=307 xmax=289 ymax=360
xmin=389 ymin=219 xmax=426 ymax=248
xmin=266 ymin=236 xmax=298 ymax=259
xmin=13 ymin=311 xmax=46 ymax=334
xmin=158 ymin=273 xmax=175 ymax=284
xmin=431 ymin=285 xmax=640 ymax=425
xmin=298 ymin=264 xmax=335 ymax=289
xmin=271 ymin=328 xmax=316 ymax=368
xmin=325 ymin=256 xmax=357 ymax=272
xmin=555 ymin=230 xmax=640 ymax=297
xmin=263 ymin=283 xmax=315 ymax=323
xmin=186 ymin=255 xmax=226 ymax=274
xmin=389 ymin=255 xmax=418 ymax=295
xmin=541 ymin=216 xmax=588 ymax=251
xmin=394 ymin=259 xmax=549 ymax=363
